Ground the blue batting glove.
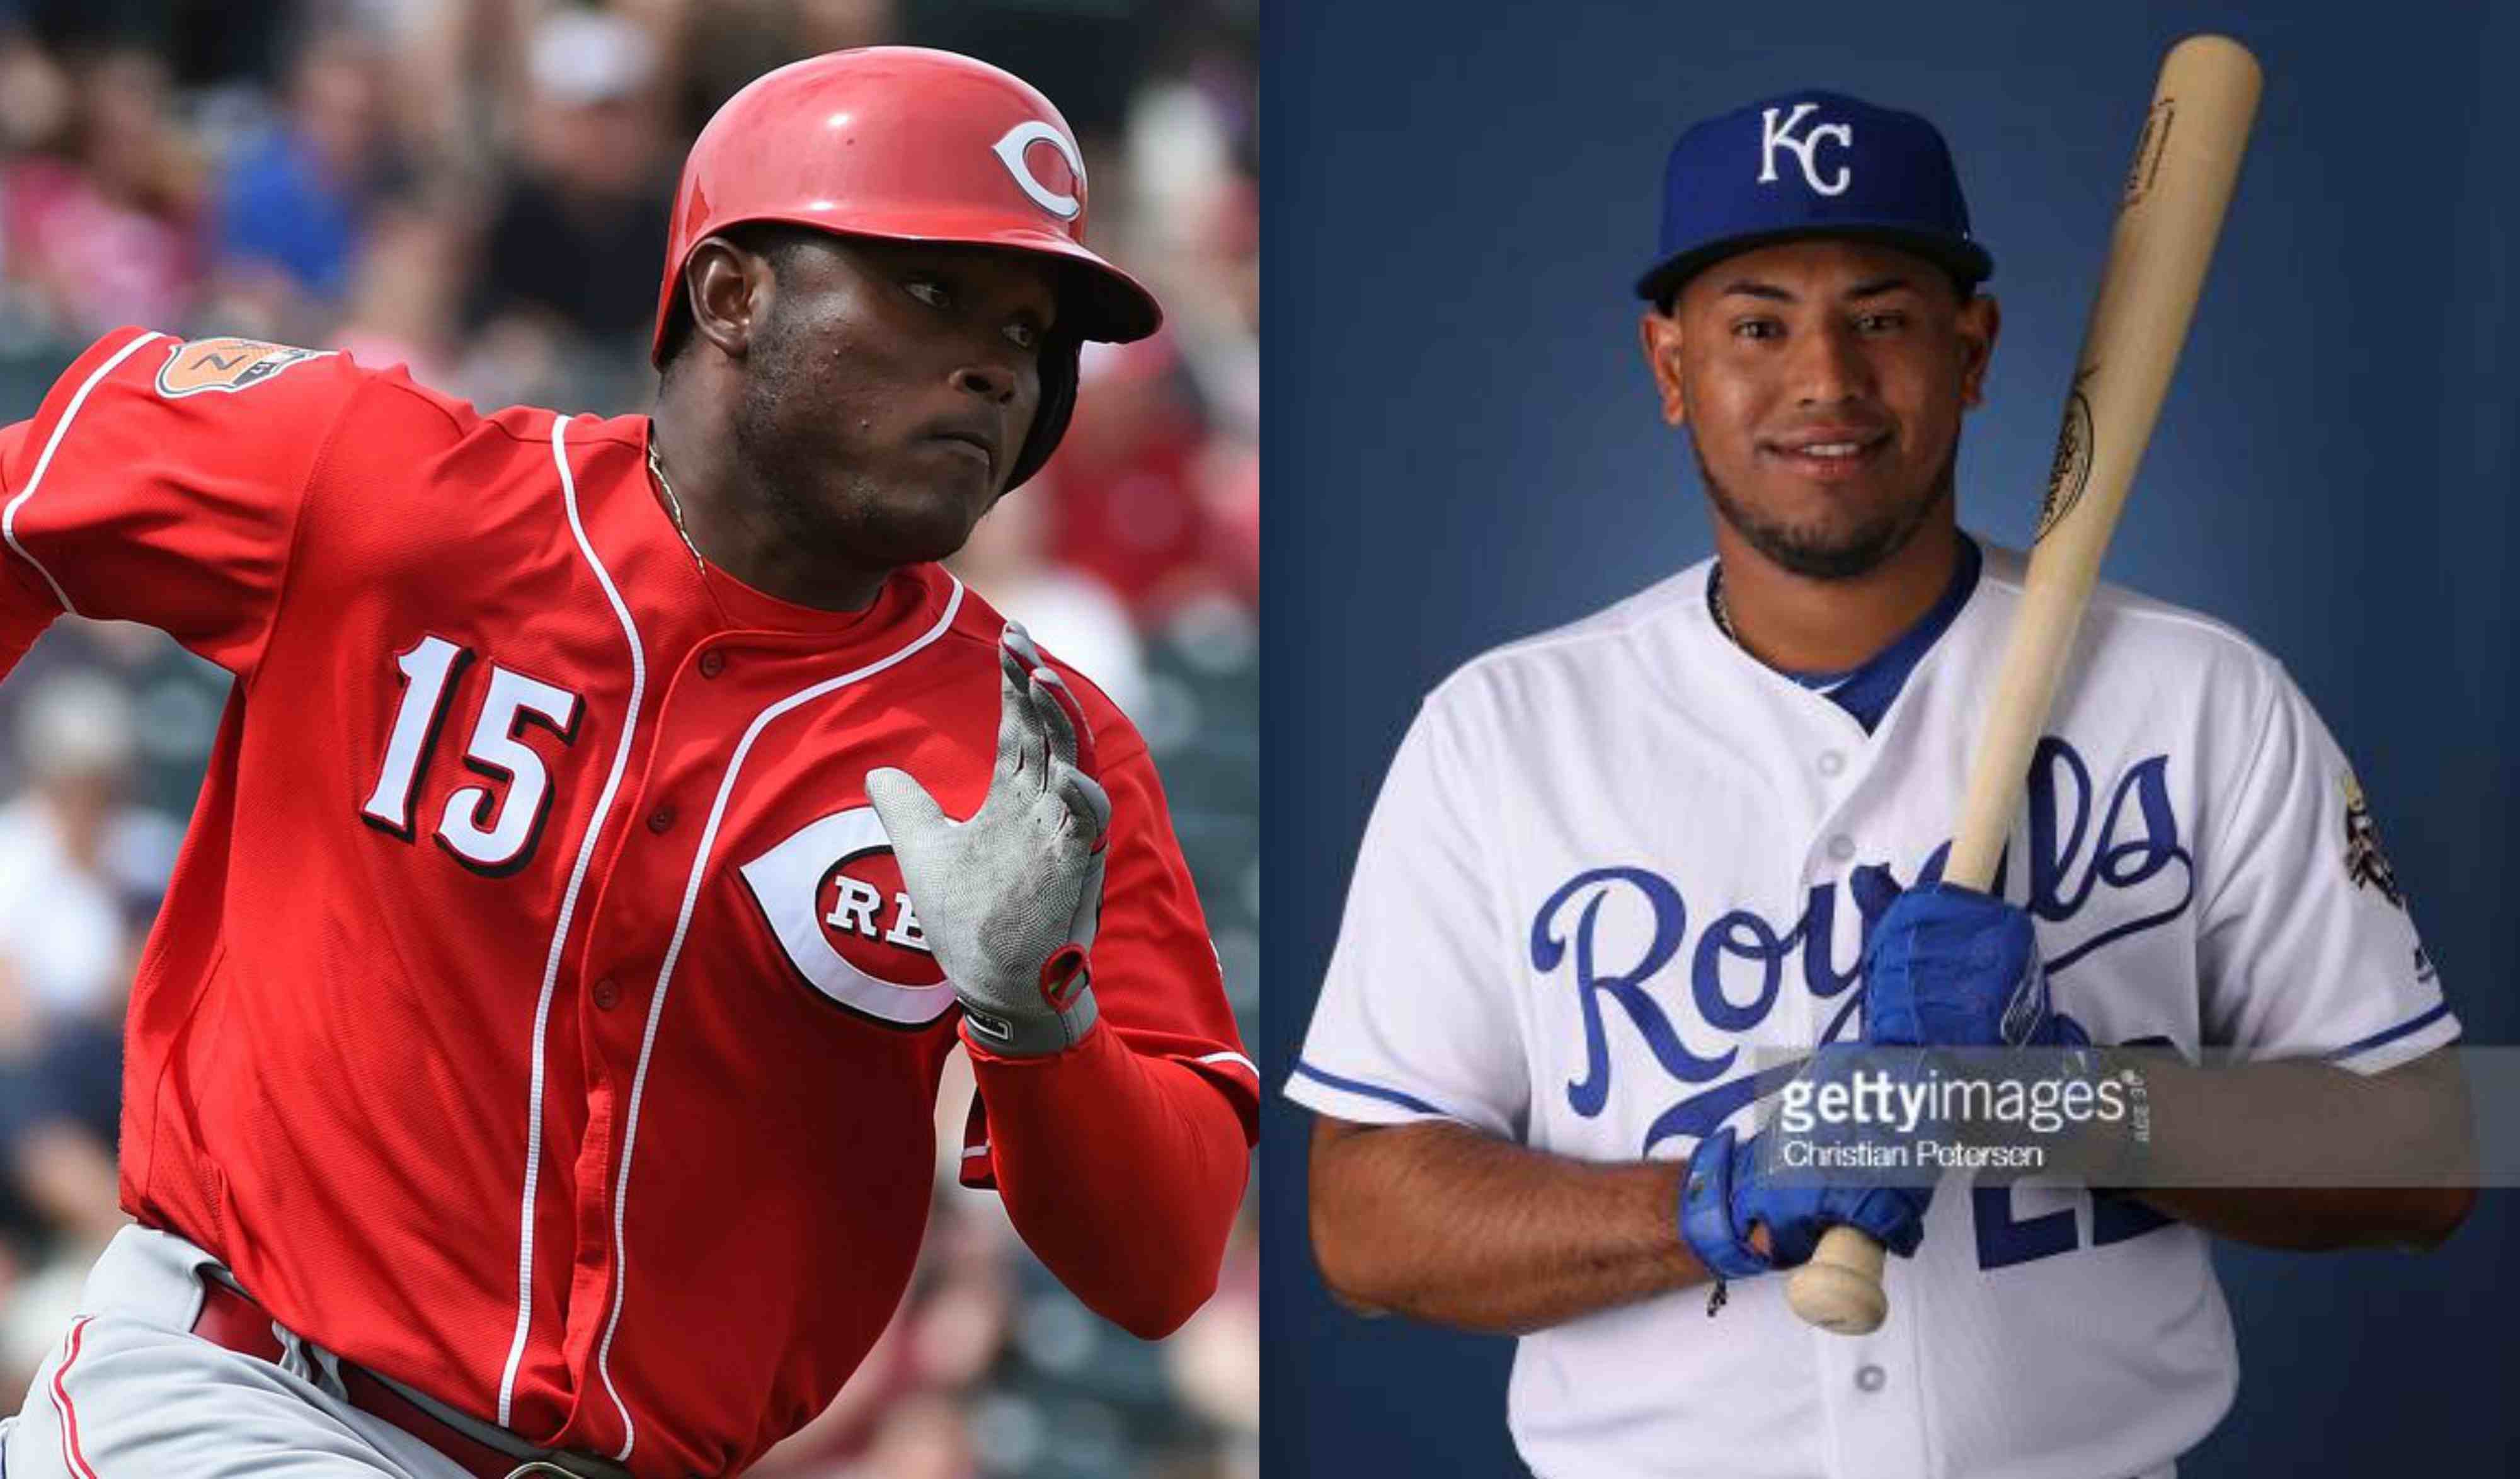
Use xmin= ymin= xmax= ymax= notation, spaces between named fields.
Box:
xmin=1679 ymin=1124 xmax=1932 ymax=1279
xmin=1861 ymin=883 xmax=2089 ymax=1049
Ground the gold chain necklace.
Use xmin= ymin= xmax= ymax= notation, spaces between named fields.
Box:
xmin=647 ymin=437 xmax=705 ymax=571
xmin=1710 ymin=562 xmax=1740 ymax=645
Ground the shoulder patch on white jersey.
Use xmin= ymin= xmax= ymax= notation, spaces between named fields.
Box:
xmin=2340 ymin=771 xmax=2405 ymax=909
xmin=155 ymin=337 xmax=335 ymax=400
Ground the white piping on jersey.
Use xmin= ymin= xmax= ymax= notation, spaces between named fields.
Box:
xmin=1 ymin=330 xmax=164 ymax=616
xmin=595 ymin=574 xmax=966 ymax=1462
xmin=494 ymin=415 xmax=651 ymax=1430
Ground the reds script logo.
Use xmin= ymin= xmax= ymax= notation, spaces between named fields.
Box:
xmin=156 ymin=337 xmax=333 ymax=398
xmin=1758 ymin=103 xmax=1853 ymax=196
xmin=991 ymin=120 xmax=1085 ymax=221
xmin=740 ymin=807 xmax=953 ymax=1027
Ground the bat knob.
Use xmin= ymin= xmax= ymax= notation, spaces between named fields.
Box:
xmin=1785 ymin=1228 xmax=1889 ymax=1335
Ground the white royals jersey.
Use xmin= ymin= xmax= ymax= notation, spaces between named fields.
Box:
xmin=1287 ymin=541 xmax=2456 ymax=1479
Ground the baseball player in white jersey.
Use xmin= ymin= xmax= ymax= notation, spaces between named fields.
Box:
xmin=1287 ymin=90 xmax=2472 ymax=1479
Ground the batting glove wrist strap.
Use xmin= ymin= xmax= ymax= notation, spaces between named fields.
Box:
xmin=962 ymin=947 xmax=1099 ymax=1054
xmin=1680 ymin=1128 xmax=1773 ymax=1281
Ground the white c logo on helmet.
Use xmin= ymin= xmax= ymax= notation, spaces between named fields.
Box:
xmin=992 ymin=120 xmax=1085 ymax=221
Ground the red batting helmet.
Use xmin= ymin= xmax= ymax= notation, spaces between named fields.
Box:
xmin=653 ymin=47 xmax=1162 ymax=489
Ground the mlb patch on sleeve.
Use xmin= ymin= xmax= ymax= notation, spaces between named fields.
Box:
xmin=154 ymin=338 xmax=335 ymax=400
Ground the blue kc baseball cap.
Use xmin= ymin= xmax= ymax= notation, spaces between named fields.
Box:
xmin=1635 ymin=90 xmax=1995 ymax=309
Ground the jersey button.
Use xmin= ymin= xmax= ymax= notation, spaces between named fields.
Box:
xmin=1816 ymin=750 xmax=1846 ymax=778
xmin=1856 ymin=1363 xmax=1887 ymax=1393
xmin=1827 ymin=834 xmax=1857 ymax=862
xmin=698 ymin=650 xmax=726 ymax=679
xmin=591 ymin=977 xmax=622 ymax=1011
xmin=646 ymin=804 xmax=677 ymax=834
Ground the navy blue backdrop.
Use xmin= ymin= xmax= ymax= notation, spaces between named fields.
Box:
xmin=1261 ymin=2 xmax=2514 ymax=1474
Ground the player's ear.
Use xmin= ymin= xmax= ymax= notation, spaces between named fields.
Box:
xmin=1641 ymin=308 xmax=1689 ymax=427
xmin=686 ymin=236 xmax=772 ymax=361
xmin=1956 ymin=291 xmax=2000 ymax=409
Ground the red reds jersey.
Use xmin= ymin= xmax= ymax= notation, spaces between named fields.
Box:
xmin=0 ymin=329 xmax=1258 ymax=1475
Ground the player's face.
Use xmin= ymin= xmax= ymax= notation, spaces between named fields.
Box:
xmin=1643 ymin=239 xmax=1998 ymax=580
xmin=735 ymin=237 xmax=1058 ymax=565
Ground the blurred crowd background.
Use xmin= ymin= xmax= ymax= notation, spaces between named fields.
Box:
xmin=0 ymin=0 xmax=1259 ymax=1475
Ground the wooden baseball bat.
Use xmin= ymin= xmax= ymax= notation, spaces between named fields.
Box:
xmin=1782 ymin=34 xmax=2262 ymax=1337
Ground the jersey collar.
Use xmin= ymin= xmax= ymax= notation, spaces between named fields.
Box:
xmin=1705 ymin=534 xmax=1983 ymax=733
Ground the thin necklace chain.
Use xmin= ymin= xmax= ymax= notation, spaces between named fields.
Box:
xmin=647 ymin=437 xmax=705 ymax=571
xmin=1710 ymin=561 xmax=1739 ymax=645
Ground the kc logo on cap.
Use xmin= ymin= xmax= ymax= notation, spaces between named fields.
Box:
xmin=1635 ymin=89 xmax=1994 ymax=308
xmin=1759 ymin=102 xmax=1854 ymax=196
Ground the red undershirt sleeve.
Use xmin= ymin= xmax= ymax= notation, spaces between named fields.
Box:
xmin=956 ymin=713 xmax=1255 ymax=1339
xmin=966 ymin=1022 xmax=1252 ymax=1338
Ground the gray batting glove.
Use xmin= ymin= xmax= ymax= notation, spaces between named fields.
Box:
xmin=866 ymin=623 xmax=1110 ymax=1056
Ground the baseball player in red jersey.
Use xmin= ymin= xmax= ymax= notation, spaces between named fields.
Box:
xmin=0 ymin=47 xmax=1256 ymax=1479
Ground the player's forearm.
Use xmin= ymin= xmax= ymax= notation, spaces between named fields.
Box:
xmin=2082 ymin=1048 xmax=2474 ymax=1250
xmin=1309 ymin=1116 xmax=1710 ymax=1335
xmin=2133 ymin=1183 xmax=2473 ymax=1251
xmin=971 ymin=1021 xmax=1251 ymax=1340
